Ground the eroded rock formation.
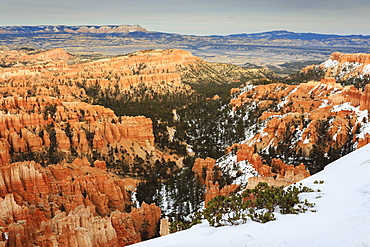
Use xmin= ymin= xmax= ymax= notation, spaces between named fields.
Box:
xmin=0 ymin=160 xmax=161 ymax=246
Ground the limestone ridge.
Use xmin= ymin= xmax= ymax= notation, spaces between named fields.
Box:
xmin=317 ymin=52 xmax=370 ymax=80
xmin=0 ymin=48 xmax=202 ymax=99
xmin=0 ymin=25 xmax=147 ymax=34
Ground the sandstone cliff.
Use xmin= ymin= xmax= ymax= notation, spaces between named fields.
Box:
xmin=0 ymin=48 xmax=200 ymax=99
xmin=0 ymin=160 xmax=161 ymax=246
xmin=318 ymin=52 xmax=370 ymax=80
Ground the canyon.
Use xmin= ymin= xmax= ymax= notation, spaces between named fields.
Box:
xmin=1 ymin=46 xmax=370 ymax=246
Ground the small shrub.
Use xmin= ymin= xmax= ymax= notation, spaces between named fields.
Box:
xmin=202 ymin=182 xmax=315 ymax=227
xmin=313 ymin=180 xmax=324 ymax=184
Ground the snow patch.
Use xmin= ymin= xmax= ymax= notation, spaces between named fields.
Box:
xmin=217 ymin=152 xmax=258 ymax=188
xmin=303 ymin=137 xmax=310 ymax=144
xmin=322 ymin=59 xmax=338 ymax=68
xmin=319 ymin=99 xmax=331 ymax=108
xmin=331 ymin=102 xmax=357 ymax=112
xmin=364 ymin=64 xmax=370 ymax=75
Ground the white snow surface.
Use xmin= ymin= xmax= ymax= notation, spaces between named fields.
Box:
xmin=322 ymin=59 xmax=338 ymax=68
xmin=216 ymin=152 xmax=258 ymax=187
xmin=364 ymin=64 xmax=370 ymax=75
xmin=131 ymin=144 xmax=370 ymax=247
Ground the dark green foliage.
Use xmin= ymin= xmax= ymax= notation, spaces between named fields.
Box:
xmin=169 ymin=211 xmax=203 ymax=233
xmin=339 ymin=75 xmax=370 ymax=90
xmin=45 ymin=123 xmax=64 ymax=165
xmin=203 ymin=194 xmax=248 ymax=227
xmin=313 ymin=180 xmax=324 ymax=184
xmin=175 ymin=97 xmax=268 ymax=159
xmin=136 ymin=174 xmax=161 ymax=205
xmin=136 ymin=156 xmax=204 ymax=225
xmin=185 ymin=80 xmax=245 ymax=99
xmin=201 ymin=182 xmax=315 ymax=227
xmin=283 ymin=67 xmax=325 ymax=85
xmin=306 ymin=117 xmax=358 ymax=174
xmin=43 ymin=104 xmax=57 ymax=120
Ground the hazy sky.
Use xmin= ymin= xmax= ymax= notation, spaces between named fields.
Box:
xmin=1 ymin=0 xmax=369 ymax=35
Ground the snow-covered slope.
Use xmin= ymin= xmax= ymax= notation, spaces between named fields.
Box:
xmin=131 ymin=144 xmax=370 ymax=247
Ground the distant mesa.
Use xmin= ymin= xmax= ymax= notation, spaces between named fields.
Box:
xmin=0 ymin=25 xmax=148 ymax=34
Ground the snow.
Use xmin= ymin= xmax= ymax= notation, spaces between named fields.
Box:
xmin=364 ymin=64 xmax=370 ymax=75
xmin=217 ymin=153 xmax=258 ymax=187
xmin=318 ymin=99 xmax=331 ymax=108
xmin=328 ymin=102 xmax=370 ymax=141
xmin=130 ymin=144 xmax=370 ymax=247
xmin=331 ymin=102 xmax=357 ymax=112
xmin=302 ymin=137 xmax=310 ymax=144
xmin=322 ymin=59 xmax=338 ymax=68
xmin=333 ymin=133 xmax=337 ymax=141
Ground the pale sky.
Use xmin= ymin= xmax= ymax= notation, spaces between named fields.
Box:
xmin=1 ymin=0 xmax=369 ymax=35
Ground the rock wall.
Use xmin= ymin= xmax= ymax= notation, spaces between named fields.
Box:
xmin=329 ymin=52 xmax=370 ymax=65
xmin=0 ymin=48 xmax=201 ymax=100
xmin=0 ymin=95 xmax=157 ymax=168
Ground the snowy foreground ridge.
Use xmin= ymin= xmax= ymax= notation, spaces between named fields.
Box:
xmin=132 ymin=144 xmax=370 ymax=247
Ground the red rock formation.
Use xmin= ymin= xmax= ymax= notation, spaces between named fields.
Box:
xmin=360 ymin=84 xmax=370 ymax=111
xmin=204 ymin=181 xmax=220 ymax=206
xmin=119 ymin=116 xmax=155 ymax=146
xmin=94 ymin=160 xmax=107 ymax=170
xmin=236 ymin=144 xmax=255 ymax=162
xmin=0 ymin=160 xmax=161 ymax=246
xmin=271 ymin=159 xmax=310 ymax=182
xmin=28 ymin=48 xmax=73 ymax=61
xmin=0 ymin=139 xmax=10 ymax=167
xmin=192 ymin=157 xmax=216 ymax=176
xmin=193 ymin=158 xmax=241 ymax=205
xmin=329 ymin=52 xmax=370 ymax=65
xmin=320 ymin=77 xmax=336 ymax=86
xmin=56 ymin=128 xmax=70 ymax=151
xmin=234 ymin=144 xmax=310 ymax=188
xmin=51 ymin=206 xmax=118 ymax=247
xmin=246 ymin=177 xmax=290 ymax=189
xmin=319 ymin=52 xmax=370 ymax=80
xmin=358 ymin=133 xmax=370 ymax=148
xmin=111 ymin=202 xmax=161 ymax=246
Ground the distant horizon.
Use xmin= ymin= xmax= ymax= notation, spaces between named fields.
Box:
xmin=2 ymin=0 xmax=370 ymax=37
xmin=1 ymin=24 xmax=369 ymax=37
